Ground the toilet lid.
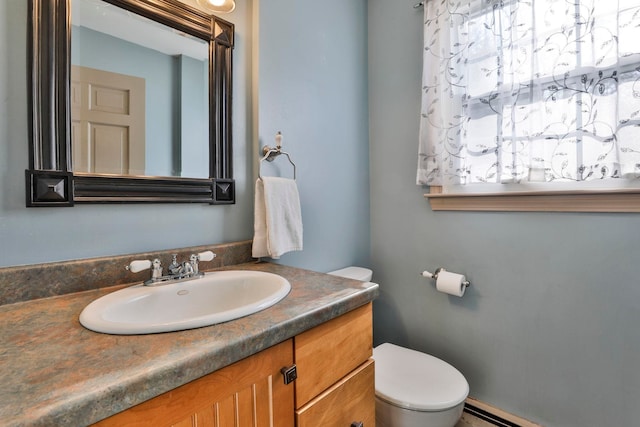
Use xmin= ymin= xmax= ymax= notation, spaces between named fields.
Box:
xmin=372 ymin=343 xmax=469 ymax=411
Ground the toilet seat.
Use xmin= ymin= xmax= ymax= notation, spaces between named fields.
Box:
xmin=373 ymin=343 xmax=469 ymax=412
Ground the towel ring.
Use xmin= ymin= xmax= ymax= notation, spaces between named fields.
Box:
xmin=259 ymin=132 xmax=297 ymax=180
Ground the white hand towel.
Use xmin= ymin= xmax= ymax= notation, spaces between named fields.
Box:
xmin=252 ymin=177 xmax=303 ymax=259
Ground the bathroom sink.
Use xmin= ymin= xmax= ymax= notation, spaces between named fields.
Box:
xmin=79 ymin=270 xmax=291 ymax=334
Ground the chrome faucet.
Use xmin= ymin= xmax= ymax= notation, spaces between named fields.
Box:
xmin=167 ymin=254 xmax=184 ymax=276
xmin=127 ymin=251 xmax=216 ymax=286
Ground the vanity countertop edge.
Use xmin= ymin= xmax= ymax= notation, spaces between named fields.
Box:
xmin=0 ymin=262 xmax=379 ymax=427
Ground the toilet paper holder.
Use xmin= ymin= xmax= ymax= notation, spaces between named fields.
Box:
xmin=421 ymin=268 xmax=471 ymax=288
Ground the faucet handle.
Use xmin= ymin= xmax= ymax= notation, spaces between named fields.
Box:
xmin=151 ymin=258 xmax=163 ymax=279
xmin=190 ymin=251 xmax=215 ymax=276
xmin=198 ymin=251 xmax=216 ymax=262
xmin=127 ymin=259 xmax=152 ymax=273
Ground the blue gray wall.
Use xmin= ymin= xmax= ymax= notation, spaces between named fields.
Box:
xmin=257 ymin=0 xmax=370 ymax=271
xmin=179 ymin=55 xmax=209 ymax=178
xmin=368 ymin=1 xmax=640 ymax=426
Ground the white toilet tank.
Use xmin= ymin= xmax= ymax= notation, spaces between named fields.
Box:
xmin=327 ymin=266 xmax=373 ymax=282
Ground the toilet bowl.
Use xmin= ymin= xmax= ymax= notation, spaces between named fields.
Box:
xmin=328 ymin=266 xmax=470 ymax=427
xmin=373 ymin=343 xmax=468 ymax=427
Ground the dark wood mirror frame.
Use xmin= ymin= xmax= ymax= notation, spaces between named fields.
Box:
xmin=26 ymin=0 xmax=235 ymax=207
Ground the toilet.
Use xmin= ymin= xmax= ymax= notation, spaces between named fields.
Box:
xmin=328 ymin=266 xmax=469 ymax=427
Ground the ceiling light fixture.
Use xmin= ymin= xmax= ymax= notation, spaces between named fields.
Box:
xmin=196 ymin=0 xmax=235 ymax=13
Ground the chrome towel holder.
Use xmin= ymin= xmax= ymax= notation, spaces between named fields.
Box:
xmin=259 ymin=131 xmax=297 ymax=180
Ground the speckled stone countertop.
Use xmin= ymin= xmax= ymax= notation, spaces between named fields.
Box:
xmin=0 ymin=262 xmax=378 ymax=427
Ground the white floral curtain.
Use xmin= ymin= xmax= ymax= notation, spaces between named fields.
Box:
xmin=416 ymin=0 xmax=640 ymax=187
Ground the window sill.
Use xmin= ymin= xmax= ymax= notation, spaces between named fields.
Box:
xmin=425 ymin=186 xmax=640 ymax=212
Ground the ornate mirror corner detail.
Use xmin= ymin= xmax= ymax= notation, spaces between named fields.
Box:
xmin=26 ymin=0 xmax=235 ymax=207
xmin=26 ymin=170 xmax=74 ymax=207
xmin=213 ymin=179 xmax=235 ymax=204
xmin=213 ymin=18 xmax=234 ymax=46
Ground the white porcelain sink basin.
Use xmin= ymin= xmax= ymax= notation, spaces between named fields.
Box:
xmin=79 ymin=271 xmax=291 ymax=335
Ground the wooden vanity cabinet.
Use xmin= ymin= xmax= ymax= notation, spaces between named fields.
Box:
xmin=294 ymin=303 xmax=375 ymax=427
xmin=92 ymin=340 xmax=295 ymax=427
xmin=91 ymin=303 xmax=375 ymax=427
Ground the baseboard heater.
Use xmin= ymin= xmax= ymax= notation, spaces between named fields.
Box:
xmin=464 ymin=402 xmax=522 ymax=427
xmin=463 ymin=397 xmax=542 ymax=427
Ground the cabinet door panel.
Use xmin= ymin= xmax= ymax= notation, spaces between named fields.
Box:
xmin=236 ymin=386 xmax=254 ymax=425
xmin=217 ymin=395 xmax=236 ymax=426
xmin=171 ymin=418 xmax=193 ymax=427
xmin=254 ymin=378 xmax=272 ymax=425
xmin=296 ymin=359 xmax=375 ymax=427
xmin=194 ymin=406 xmax=215 ymax=426
xmin=93 ymin=340 xmax=294 ymax=427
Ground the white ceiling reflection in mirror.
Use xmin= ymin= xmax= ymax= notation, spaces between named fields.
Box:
xmin=72 ymin=0 xmax=208 ymax=60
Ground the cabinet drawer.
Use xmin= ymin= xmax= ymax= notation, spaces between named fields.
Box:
xmin=294 ymin=303 xmax=372 ymax=407
xmin=296 ymin=359 xmax=375 ymax=427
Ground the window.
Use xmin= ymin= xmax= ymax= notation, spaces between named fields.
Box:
xmin=417 ymin=0 xmax=640 ymax=211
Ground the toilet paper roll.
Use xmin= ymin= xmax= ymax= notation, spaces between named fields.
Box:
xmin=436 ymin=271 xmax=467 ymax=297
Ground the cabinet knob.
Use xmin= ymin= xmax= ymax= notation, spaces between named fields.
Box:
xmin=281 ymin=365 xmax=297 ymax=385
xmin=350 ymin=423 xmax=364 ymax=427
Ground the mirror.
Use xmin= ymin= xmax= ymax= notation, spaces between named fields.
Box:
xmin=71 ymin=0 xmax=210 ymax=178
xmin=26 ymin=0 xmax=235 ymax=206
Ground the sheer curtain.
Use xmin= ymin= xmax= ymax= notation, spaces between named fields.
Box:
xmin=416 ymin=0 xmax=640 ymax=188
